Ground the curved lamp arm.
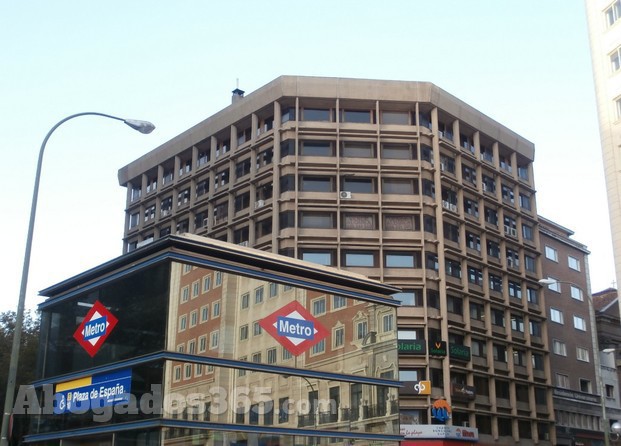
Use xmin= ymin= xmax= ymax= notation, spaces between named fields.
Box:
xmin=0 ymin=112 xmax=154 ymax=446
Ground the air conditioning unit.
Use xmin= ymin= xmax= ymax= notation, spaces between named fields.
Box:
xmin=449 ymin=204 xmax=458 ymax=212
xmin=442 ymin=201 xmax=450 ymax=210
xmin=255 ymin=199 xmax=265 ymax=209
xmin=340 ymin=191 xmax=352 ymax=199
xmin=238 ymin=241 xmax=249 ymax=247
xmin=504 ymin=225 xmax=511 ymax=235
xmin=510 ymin=228 xmax=517 ymax=237
xmin=440 ymin=162 xmax=446 ymax=171
xmin=202 ymin=218 xmax=209 ymax=227
xmin=482 ymin=183 xmax=488 ymax=192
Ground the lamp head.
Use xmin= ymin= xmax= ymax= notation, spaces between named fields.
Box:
xmin=538 ymin=278 xmax=557 ymax=286
xmin=123 ymin=119 xmax=156 ymax=134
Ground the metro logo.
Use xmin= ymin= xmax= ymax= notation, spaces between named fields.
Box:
xmin=260 ymin=301 xmax=328 ymax=356
xmin=83 ymin=316 xmax=108 ymax=341
xmin=73 ymin=301 xmax=118 ymax=357
xmin=277 ymin=316 xmax=314 ymax=340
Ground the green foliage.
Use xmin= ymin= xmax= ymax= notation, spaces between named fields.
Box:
xmin=0 ymin=310 xmax=40 ymax=409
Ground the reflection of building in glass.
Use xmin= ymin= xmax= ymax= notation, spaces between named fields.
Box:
xmin=24 ymin=235 xmax=400 ymax=446
xmin=167 ymin=260 xmax=399 ymax=442
xmin=119 ymin=76 xmax=553 ymax=443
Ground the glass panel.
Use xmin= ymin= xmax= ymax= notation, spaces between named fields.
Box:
xmin=168 ymin=263 xmax=398 ymax=380
xmin=39 ymin=263 xmax=170 ymax=378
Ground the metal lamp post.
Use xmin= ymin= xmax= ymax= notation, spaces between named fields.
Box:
xmin=0 ymin=112 xmax=155 ymax=446
xmin=538 ymin=278 xmax=610 ymax=445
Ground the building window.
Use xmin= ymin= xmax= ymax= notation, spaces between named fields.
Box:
xmin=344 ymin=251 xmax=376 ymax=267
xmin=522 ymin=224 xmax=534 ymax=241
xmin=383 ymin=214 xmax=417 ymax=231
xmin=269 ymin=282 xmax=278 ymax=298
xmin=255 ymin=286 xmax=264 ymax=304
xmin=485 ymin=207 xmax=498 ymax=226
xmin=577 ymin=347 xmax=590 ymax=362
xmin=382 ymin=143 xmax=414 ymax=159
xmin=129 ymin=213 xmax=139 ymax=229
xmin=527 ymin=287 xmax=538 ymax=304
xmin=300 ymin=176 xmax=334 ymax=192
xmin=524 ymin=254 xmax=536 ymax=273
xmin=607 ymin=1 xmax=621 ymax=27
xmin=198 ymin=335 xmax=207 ymax=353
xmin=300 ymin=140 xmax=334 ymax=157
xmin=240 ymin=325 xmax=249 ymax=341
xmin=529 ymin=320 xmax=542 ymax=337
xmin=573 ymin=315 xmax=587 ymax=331
xmin=568 ymin=256 xmax=581 ymax=271
xmin=446 ymin=259 xmax=462 ymax=278
xmin=312 ymin=298 xmax=327 ymax=316
xmin=382 ymin=178 xmax=417 ymax=194
xmin=489 ymin=274 xmax=503 ymax=292
xmin=302 ymin=108 xmax=331 ymax=121
xmin=532 ymin=354 xmax=544 ymax=371
xmin=493 ymin=344 xmax=507 ymax=363
xmin=612 ymin=46 xmax=621 ymax=73
xmin=383 ymin=313 xmax=394 ymax=332
xmin=553 ymin=339 xmax=567 ymax=356
xmin=210 ymin=330 xmax=219 ymax=349
xmin=342 ymin=177 xmax=375 ymax=194
xmin=179 ymin=315 xmax=187 ymax=331
xmin=468 ymin=266 xmax=483 ymax=285
xmin=381 ymin=110 xmax=410 ymax=125
xmin=181 ymin=286 xmax=190 ymax=303
xmin=267 ymin=348 xmax=277 ymax=364
xmin=356 ymin=320 xmax=368 ymax=340
xmin=466 ymin=232 xmax=481 ymax=252
xmin=253 ymin=321 xmax=263 ymax=336
xmin=333 ymin=295 xmax=347 ymax=309
xmin=200 ymin=305 xmax=209 ymax=323
xmin=550 ymin=308 xmax=564 ymax=324
xmin=190 ymin=310 xmax=198 ymax=327
xmin=340 ymin=109 xmax=374 ymax=123
xmin=580 ymin=379 xmax=592 ymax=393
xmin=470 ymin=302 xmax=484 ymax=321
xmin=212 ymin=301 xmax=221 ymax=317
xmin=241 ymin=293 xmax=250 ymax=309
xmin=544 ymin=277 xmax=561 ymax=292
xmin=544 ymin=245 xmax=558 ymax=261
xmin=464 ymin=197 xmax=479 ymax=217
xmin=202 ymin=275 xmax=211 ymax=292
xmin=571 ymin=285 xmax=583 ymax=301
xmin=556 ymin=373 xmax=570 ymax=389
xmin=333 ymin=326 xmax=345 ymax=349
xmin=511 ymin=315 xmax=525 ymax=333
xmin=311 ymin=339 xmax=326 ymax=355
xmin=343 ymin=213 xmax=376 ymax=230
xmin=301 ymin=250 xmax=334 ymax=266
xmin=341 ymin=141 xmax=376 ymax=158
xmin=508 ymin=281 xmax=522 ymax=299
xmin=487 ymin=240 xmax=500 ymax=258
xmin=300 ymin=212 xmax=335 ymax=228
xmin=447 ymin=295 xmax=463 ymax=314
xmin=385 ymin=252 xmax=419 ymax=268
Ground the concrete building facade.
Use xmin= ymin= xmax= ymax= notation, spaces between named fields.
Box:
xmin=538 ymin=217 xmax=610 ymax=445
xmin=585 ymin=0 xmax=621 ymax=306
xmin=119 ymin=76 xmax=552 ymax=444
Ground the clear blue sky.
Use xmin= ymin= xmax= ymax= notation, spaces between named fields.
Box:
xmin=0 ymin=0 xmax=612 ymax=312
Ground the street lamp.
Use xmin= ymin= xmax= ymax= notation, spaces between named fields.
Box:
xmin=0 ymin=112 xmax=155 ymax=446
xmin=538 ymin=278 xmax=610 ymax=445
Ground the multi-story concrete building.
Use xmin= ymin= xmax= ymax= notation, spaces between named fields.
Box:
xmin=585 ymin=0 xmax=621 ymax=305
xmin=118 ymin=75 xmax=552 ymax=444
xmin=538 ymin=217 xmax=608 ymax=445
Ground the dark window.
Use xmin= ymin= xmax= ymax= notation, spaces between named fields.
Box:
xmin=280 ymin=140 xmax=295 ymax=158
xmin=341 ymin=142 xmax=375 ymax=158
xmin=255 ymin=218 xmax=272 ymax=238
xmin=300 ymin=176 xmax=334 ymax=192
xmin=381 ymin=111 xmax=410 ymax=125
xmin=234 ymin=192 xmax=250 ymax=212
xmin=302 ymin=108 xmax=331 ymax=121
xmin=342 ymin=177 xmax=375 ymax=193
xmin=423 ymin=215 xmax=436 ymax=234
xmin=301 ymin=140 xmax=334 ymax=157
xmin=279 ymin=211 xmax=295 ymax=229
xmin=235 ymin=158 xmax=251 ymax=179
xmin=300 ymin=212 xmax=335 ymax=228
xmin=382 ymin=144 xmax=414 ymax=159
xmin=280 ymin=175 xmax=295 ymax=192
xmin=382 ymin=178 xmax=417 ymax=194
xmin=341 ymin=109 xmax=373 ymax=123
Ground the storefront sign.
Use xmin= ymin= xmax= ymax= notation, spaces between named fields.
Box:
xmin=73 ymin=301 xmax=118 ymax=357
xmin=398 ymin=339 xmax=426 ymax=355
xmin=260 ymin=301 xmax=328 ymax=355
xmin=428 ymin=341 xmax=447 ymax=356
xmin=449 ymin=343 xmax=471 ymax=362
xmin=400 ymin=424 xmax=479 ymax=441
xmin=54 ymin=368 xmax=132 ymax=414
xmin=400 ymin=380 xmax=432 ymax=395
xmin=451 ymin=383 xmax=476 ymax=401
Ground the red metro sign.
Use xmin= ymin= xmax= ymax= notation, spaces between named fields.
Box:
xmin=73 ymin=301 xmax=118 ymax=357
xmin=260 ymin=301 xmax=329 ymax=356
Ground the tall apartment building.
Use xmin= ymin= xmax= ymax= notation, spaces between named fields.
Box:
xmin=119 ymin=76 xmax=552 ymax=444
xmin=538 ymin=217 xmax=609 ymax=445
xmin=585 ymin=0 xmax=621 ymax=302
